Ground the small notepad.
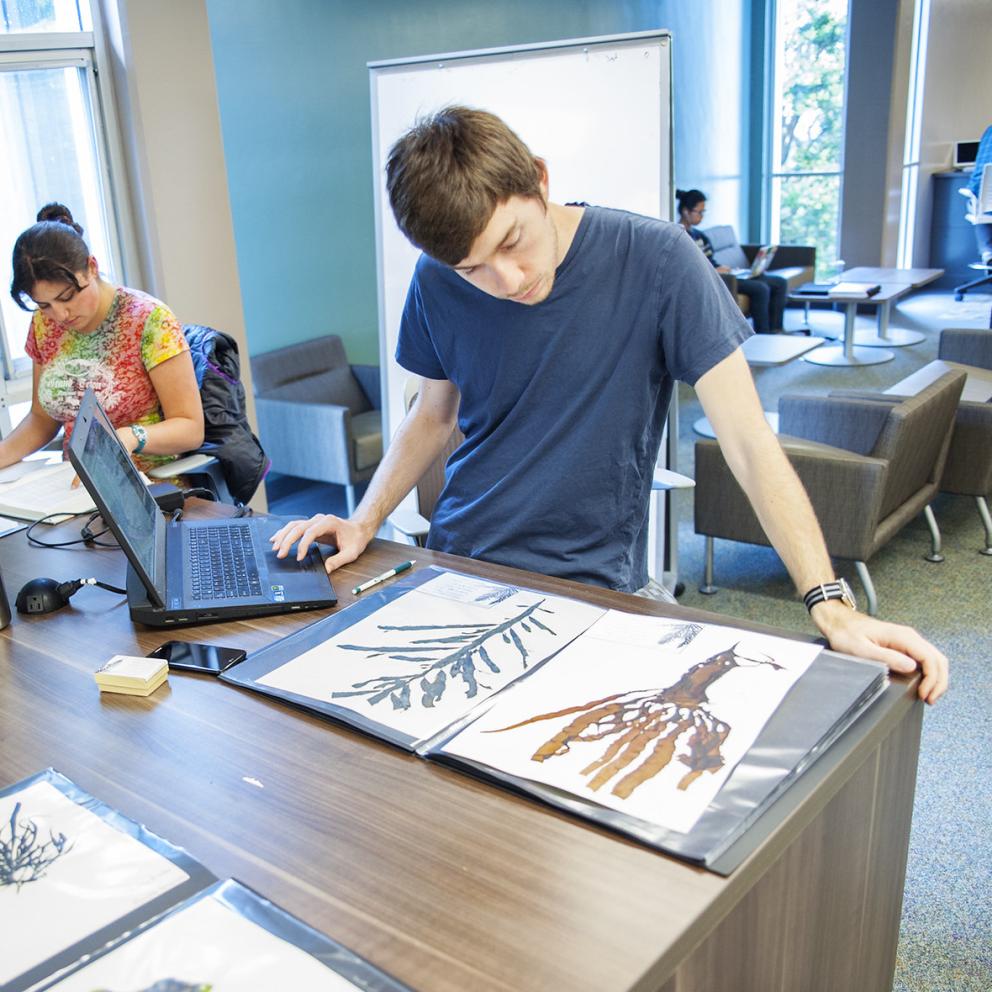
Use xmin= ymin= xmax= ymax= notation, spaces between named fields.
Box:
xmin=95 ymin=655 xmax=169 ymax=696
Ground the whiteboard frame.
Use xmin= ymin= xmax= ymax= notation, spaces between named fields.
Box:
xmin=368 ymin=31 xmax=678 ymax=588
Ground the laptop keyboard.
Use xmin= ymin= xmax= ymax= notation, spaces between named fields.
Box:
xmin=188 ymin=525 xmax=263 ymax=600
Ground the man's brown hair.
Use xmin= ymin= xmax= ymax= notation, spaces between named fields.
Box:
xmin=386 ymin=106 xmax=544 ymax=265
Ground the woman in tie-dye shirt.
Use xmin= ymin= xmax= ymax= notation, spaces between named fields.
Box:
xmin=2 ymin=204 xmax=203 ymax=473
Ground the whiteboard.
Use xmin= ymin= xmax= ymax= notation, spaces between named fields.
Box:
xmin=368 ymin=31 xmax=677 ymax=587
xmin=369 ymin=31 xmax=673 ymax=443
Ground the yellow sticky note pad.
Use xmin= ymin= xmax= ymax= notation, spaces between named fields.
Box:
xmin=95 ymin=655 xmax=169 ymax=696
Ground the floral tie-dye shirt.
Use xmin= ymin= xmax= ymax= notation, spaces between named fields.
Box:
xmin=25 ymin=287 xmax=189 ymax=471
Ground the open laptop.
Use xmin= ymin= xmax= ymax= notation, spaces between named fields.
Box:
xmin=68 ymin=389 xmax=336 ymax=627
xmin=732 ymin=244 xmax=778 ymax=278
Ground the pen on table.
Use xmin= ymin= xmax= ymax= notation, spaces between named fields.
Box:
xmin=352 ymin=560 xmax=416 ymax=595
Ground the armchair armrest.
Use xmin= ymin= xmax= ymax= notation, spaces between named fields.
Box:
xmin=719 ymin=271 xmax=739 ymax=296
xmin=147 ymin=452 xmax=218 ymax=479
xmin=351 ymin=363 xmax=382 ymax=409
xmin=388 ymin=508 xmax=430 ymax=543
xmin=778 ymin=393 xmax=892 ymax=455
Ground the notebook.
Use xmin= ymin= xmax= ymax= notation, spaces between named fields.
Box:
xmin=67 ymin=389 xmax=337 ymax=627
xmin=0 ymin=459 xmax=96 ymax=522
xmin=732 ymin=244 xmax=778 ymax=278
xmin=828 ymin=281 xmax=881 ymax=298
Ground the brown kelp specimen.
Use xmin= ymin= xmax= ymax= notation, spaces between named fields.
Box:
xmin=492 ymin=643 xmax=783 ymax=799
xmin=333 ymin=599 xmax=556 ymax=710
xmin=0 ymin=802 xmax=73 ymax=891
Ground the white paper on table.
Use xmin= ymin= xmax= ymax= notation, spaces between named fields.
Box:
xmin=441 ymin=610 xmax=821 ymax=834
xmin=46 ymin=895 xmax=363 ymax=991
xmin=0 ymin=781 xmax=189 ymax=985
xmin=0 ymin=460 xmax=50 ymax=484
xmin=257 ymin=573 xmax=605 ymax=744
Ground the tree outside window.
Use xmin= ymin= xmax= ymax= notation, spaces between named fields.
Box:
xmin=771 ymin=0 xmax=848 ymax=278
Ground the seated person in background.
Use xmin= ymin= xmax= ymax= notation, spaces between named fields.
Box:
xmin=677 ymin=188 xmax=788 ymax=334
xmin=968 ymin=123 xmax=992 ymax=266
xmin=2 ymin=203 xmax=203 ymax=472
xmin=272 ymin=107 xmax=946 ymax=703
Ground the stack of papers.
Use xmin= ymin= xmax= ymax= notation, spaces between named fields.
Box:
xmin=95 ymin=655 xmax=169 ymax=696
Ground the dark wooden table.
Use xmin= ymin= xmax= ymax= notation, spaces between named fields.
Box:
xmin=0 ymin=505 xmax=922 ymax=992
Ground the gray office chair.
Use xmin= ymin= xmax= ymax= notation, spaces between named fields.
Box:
xmin=694 ymin=369 xmax=966 ymax=615
xmin=954 ymin=164 xmax=992 ymax=301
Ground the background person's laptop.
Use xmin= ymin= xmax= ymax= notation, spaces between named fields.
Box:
xmin=732 ymin=244 xmax=778 ymax=278
xmin=68 ymin=389 xmax=336 ymax=627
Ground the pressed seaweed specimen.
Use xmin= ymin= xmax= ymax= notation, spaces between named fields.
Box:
xmin=0 ymin=801 xmax=73 ymax=891
xmin=657 ymin=621 xmax=703 ymax=649
xmin=491 ymin=642 xmax=784 ymax=799
xmin=332 ymin=598 xmax=557 ymax=710
xmin=474 ymin=584 xmax=519 ymax=606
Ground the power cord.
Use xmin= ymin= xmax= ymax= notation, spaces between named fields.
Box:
xmin=181 ymin=486 xmax=217 ymax=501
xmin=26 ymin=511 xmax=118 ymax=549
xmin=58 ymin=576 xmax=128 ymax=596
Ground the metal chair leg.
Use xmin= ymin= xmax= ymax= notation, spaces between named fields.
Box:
xmin=923 ymin=505 xmax=944 ymax=563
xmin=345 ymin=484 xmax=357 ymax=516
xmin=854 ymin=561 xmax=878 ymax=616
xmin=953 ymin=271 xmax=992 ymax=302
xmin=976 ymin=496 xmax=992 ymax=556
xmin=699 ymin=536 xmax=718 ymax=594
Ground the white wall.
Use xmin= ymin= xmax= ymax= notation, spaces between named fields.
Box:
xmin=100 ymin=0 xmax=264 ymax=505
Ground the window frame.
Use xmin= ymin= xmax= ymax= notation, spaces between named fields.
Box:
xmin=764 ymin=0 xmax=850 ymax=274
xmin=0 ymin=15 xmax=135 ymax=431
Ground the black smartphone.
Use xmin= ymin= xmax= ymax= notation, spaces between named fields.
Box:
xmin=147 ymin=641 xmax=246 ymax=675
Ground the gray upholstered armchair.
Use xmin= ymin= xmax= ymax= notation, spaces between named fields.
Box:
xmin=830 ymin=330 xmax=992 ymax=555
xmin=694 ymin=369 xmax=966 ymax=615
xmin=250 ymin=336 xmax=382 ymax=514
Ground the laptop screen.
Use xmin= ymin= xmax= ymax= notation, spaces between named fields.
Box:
xmin=68 ymin=390 xmax=162 ymax=593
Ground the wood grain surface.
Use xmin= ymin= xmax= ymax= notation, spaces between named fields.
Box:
xmin=0 ymin=504 xmax=921 ymax=991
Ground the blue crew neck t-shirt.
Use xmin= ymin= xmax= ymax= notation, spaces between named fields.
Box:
xmin=396 ymin=205 xmax=751 ymax=592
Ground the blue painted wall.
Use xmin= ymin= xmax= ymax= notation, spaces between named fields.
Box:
xmin=206 ymin=0 xmax=750 ymax=362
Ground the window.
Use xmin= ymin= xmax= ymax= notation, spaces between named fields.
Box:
xmin=769 ymin=0 xmax=848 ymax=278
xmin=896 ymin=0 xmax=930 ymax=268
xmin=0 ymin=0 xmax=123 ymax=431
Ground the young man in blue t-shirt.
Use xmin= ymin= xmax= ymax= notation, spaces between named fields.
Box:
xmin=272 ymin=107 xmax=947 ymax=703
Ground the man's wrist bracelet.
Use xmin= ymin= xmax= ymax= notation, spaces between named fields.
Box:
xmin=802 ymin=578 xmax=857 ymax=613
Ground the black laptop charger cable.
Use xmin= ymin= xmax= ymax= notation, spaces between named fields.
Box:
xmin=26 ymin=511 xmax=118 ymax=549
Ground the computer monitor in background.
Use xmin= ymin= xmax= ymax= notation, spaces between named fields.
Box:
xmin=953 ymin=139 xmax=980 ymax=170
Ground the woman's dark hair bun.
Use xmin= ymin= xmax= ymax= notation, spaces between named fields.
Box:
xmin=36 ymin=202 xmax=84 ymax=237
xmin=675 ymin=188 xmax=686 ymax=198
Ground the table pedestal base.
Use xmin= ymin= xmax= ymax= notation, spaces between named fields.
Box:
xmin=804 ymin=345 xmax=894 ymax=367
xmin=854 ymin=328 xmax=926 ymax=348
